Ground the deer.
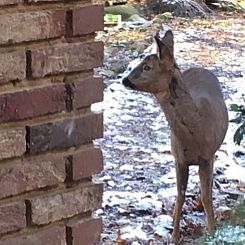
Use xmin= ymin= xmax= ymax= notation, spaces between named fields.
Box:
xmin=122 ymin=30 xmax=228 ymax=244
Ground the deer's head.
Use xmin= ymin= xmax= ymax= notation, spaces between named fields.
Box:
xmin=122 ymin=30 xmax=175 ymax=97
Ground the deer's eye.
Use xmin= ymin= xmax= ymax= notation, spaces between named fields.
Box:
xmin=143 ymin=64 xmax=151 ymax=71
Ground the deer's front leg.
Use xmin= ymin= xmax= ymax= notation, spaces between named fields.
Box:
xmin=172 ymin=163 xmax=189 ymax=244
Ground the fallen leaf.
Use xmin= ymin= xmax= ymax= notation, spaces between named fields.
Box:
xmin=116 ymin=229 xmax=127 ymax=245
xmin=192 ymin=196 xmax=204 ymax=212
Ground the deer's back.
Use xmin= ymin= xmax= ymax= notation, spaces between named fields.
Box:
xmin=181 ymin=67 xmax=228 ymax=156
xmin=183 ymin=68 xmax=223 ymax=100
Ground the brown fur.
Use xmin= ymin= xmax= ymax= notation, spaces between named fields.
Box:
xmin=122 ymin=30 xmax=228 ymax=244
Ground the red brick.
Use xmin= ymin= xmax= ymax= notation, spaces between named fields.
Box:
xmin=26 ymin=182 xmax=103 ymax=225
xmin=29 ymin=41 xmax=103 ymax=78
xmin=0 ymin=226 xmax=66 ymax=245
xmin=0 ymin=201 xmax=26 ymax=235
xmin=0 ymin=10 xmax=65 ymax=45
xmin=26 ymin=112 xmax=103 ymax=154
xmin=71 ymin=147 xmax=103 ymax=180
xmin=0 ymin=127 xmax=26 ymax=160
xmin=0 ymin=51 xmax=26 ymax=85
xmin=0 ymin=84 xmax=67 ymax=123
xmin=0 ymin=0 xmax=22 ymax=5
xmin=67 ymin=217 xmax=102 ymax=245
xmin=0 ymin=155 xmax=65 ymax=199
xmin=71 ymin=5 xmax=104 ymax=36
xmin=72 ymin=76 xmax=103 ymax=109
xmin=26 ymin=0 xmax=62 ymax=2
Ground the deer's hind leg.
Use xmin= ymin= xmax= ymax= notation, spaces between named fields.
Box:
xmin=198 ymin=158 xmax=215 ymax=233
xmin=172 ymin=163 xmax=189 ymax=244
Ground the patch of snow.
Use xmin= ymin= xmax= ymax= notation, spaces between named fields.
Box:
xmin=135 ymin=197 xmax=162 ymax=211
xmin=206 ymin=225 xmax=245 ymax=244
xmin=120 ymin=164 xmax=134 ymax=171
xmin=103 ymin=191 xmax=163 ymax=212
xmin=121 ymin=223 xmax=148 ymax=240
xmin=158 ymin=186 xmax=177 ymax=198
xmin=160 ymin=168 xmax=176 ymax=184
xmin=154 ymin=215 xmax=173 ymax=237
xmin=154 ymin=214 xmax=173 ymax=228
xmin=219 ymin=160 xmax=245 ymax=181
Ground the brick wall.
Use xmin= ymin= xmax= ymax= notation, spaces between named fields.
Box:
xmin=0 ymin=1 xmax=104 ymax=244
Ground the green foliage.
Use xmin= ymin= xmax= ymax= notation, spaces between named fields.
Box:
xmin=230 ymin=104 xmax=245 ymax=145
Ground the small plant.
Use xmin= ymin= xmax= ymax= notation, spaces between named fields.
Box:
xmin=231 ymin=199 xmax=245 ymax=226
xmin=202 ymin=200 xmax=245 ymax=244
xmin=230 ymin=104 xmax=245 ymax=145
xmin=204 ymin=225 xmax=245 ymax=244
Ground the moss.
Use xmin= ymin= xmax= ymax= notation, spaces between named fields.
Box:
xmin=105 ymin=4 xmax=139 ymax=21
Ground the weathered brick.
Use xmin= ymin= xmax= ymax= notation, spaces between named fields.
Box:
xmin=29 ymin=41 xmax=103 ymax=78
xmin=0 ymin=84 xmax=67 ymax=123
xmin=0 ymin=51 xmax=26 ymax=85
xmin=0 ymin=0 xmax=22 ymax=5
xmin=26 ymin=0 xmax=52 ymax=1
xmin=0 ymin=10 xmax=65 ymax=45
xmin=0 ymin=226 xmax=66 ymax=245
xmin=70 ymin=5 xmax=104 ymax=36
xmin=27 ymin=182 xmax=103 ymax=225
xmin=67 ymin=217 xmax=102 ymax=245
xmin=68 ymin=147 xmax=103 ymax=180
xmin=0 ymin=127 xmax=26 ymax=160
xmin=71 ymin=76 xmax=103 ymax=109
xmin=26 ymin=113 xmax=103 ymax=154
xmin=0 ymin=155 xmax=65 ymax=199
xmin=0 ymin=201 xmax=26 ymax=235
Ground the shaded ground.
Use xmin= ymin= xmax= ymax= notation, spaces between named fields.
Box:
xmin=93 ymin=13 xmax=245 ymax=244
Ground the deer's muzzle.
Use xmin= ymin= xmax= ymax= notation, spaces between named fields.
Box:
xmin=122 ymin=77 xmax=136 ymax=89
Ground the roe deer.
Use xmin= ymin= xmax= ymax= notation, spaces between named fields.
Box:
xmin=122 ymin=30 xmax=228 ymax=244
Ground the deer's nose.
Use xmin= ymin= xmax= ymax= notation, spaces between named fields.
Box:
xmin=122 ymin=77 xmax=136 ymax=89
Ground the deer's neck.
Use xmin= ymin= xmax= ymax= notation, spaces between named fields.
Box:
xmin=155 ymin=68 xmax=199 ymax=137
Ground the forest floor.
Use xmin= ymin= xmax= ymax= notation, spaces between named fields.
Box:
xmin=93 ymin=11 xmax=245 ymax=244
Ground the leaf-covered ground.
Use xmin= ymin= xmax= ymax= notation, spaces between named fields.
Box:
xmin=93 ymin=13 xmax=245 ymax=244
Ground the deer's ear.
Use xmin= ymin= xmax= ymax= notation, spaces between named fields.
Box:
xmin=155 ymin=32 xmax=174 ymax=66
xmin=162 ymin=30 xmax=174 ymax=52
xmin=155 ymin=32 xmax=165 ymax=60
